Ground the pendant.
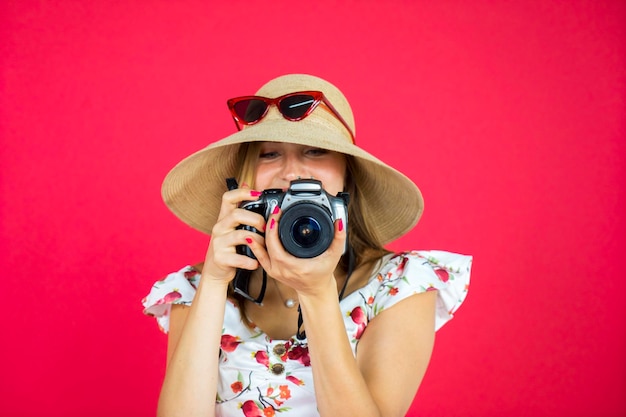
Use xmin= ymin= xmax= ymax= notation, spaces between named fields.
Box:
xmin=284 ymin=299 xmax=296 ymax=308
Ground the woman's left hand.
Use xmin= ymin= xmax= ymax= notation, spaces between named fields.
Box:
xmin=244 ymin=207 xmax=346 ymax=296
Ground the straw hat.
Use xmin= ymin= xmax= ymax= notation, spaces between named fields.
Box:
xmin=161 ymin=74 xmax=424 ymax=244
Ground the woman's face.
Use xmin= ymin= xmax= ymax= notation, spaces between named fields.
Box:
xmin=253 ymin=142 xmax=346 ymax=195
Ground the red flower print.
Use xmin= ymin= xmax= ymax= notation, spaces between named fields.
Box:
xmin=279 ymin=385 xmax=291 ymax=400
xmin=389 ymin=287 xmax=399 ymax=296
xmin=183 ymin=269 xmax=199 ymax=289
xmin=367 ymin=296 xmax=375 ymax=305
xmin=426 ymin=285 xmax=437 ymax=292
xmin=350 ymin=306 xmax=366 ymax=324
xmin=435 ymin=268 xmax=450 ymax=283
xmin=220 ymin=334 xmax=242 ymax=352
xmin=286 ymin=375 xmax=305 ymax=386
xmin=241 ymin=400 xmax=264 ymax=417
xmin=231 ymin=381 xmax=243 ymax=393
xmin=287 ymin=345 xmax=311 ymax=366
xmin=255 ymin=350 xmax=269 ymax=367
xmin=184 ymin=269 xmax=198 ymax=280
xmin=350 ymin=307 xmax=367 ymax=340
xmin=154 ymin=291 xmax=182 ymax=305
xmin=263 ymin=407 xmax=275 ymax=417
xmin=397 ymin=255 xmax=409 ymax=274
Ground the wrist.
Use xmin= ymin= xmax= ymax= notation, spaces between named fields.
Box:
xmin=197 ymin=274 xmax=231 ymax=293
xmin=297 ymin=276 xmax=338 ymax=305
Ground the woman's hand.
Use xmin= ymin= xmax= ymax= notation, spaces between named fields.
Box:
xmin=203 ymin=186 xmax=266 ymax=283
xmin=246 ymin=207 xmax=347 ymax=295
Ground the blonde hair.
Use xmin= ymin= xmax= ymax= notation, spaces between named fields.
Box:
xmin=236 ymin=143 xmax=260 ymax=188
xmin=341 ymin=157 xmax=391 ymax=272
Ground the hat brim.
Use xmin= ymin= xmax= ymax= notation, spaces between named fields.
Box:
xmin=162 ymin=117 xmax=423 ymax=244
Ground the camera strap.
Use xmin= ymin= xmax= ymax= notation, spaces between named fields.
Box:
xmin=233 ymin=268 xmax=267 ymax=305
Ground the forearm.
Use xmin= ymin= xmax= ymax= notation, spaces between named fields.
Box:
xmin=298 ymin=279 xmax=382 ymax=417
xmin=157 ymin=279 xmax=229 ymax=417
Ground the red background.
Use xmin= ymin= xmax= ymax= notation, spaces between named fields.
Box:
xmin=1 ymin=1 xmax=624 ymax=416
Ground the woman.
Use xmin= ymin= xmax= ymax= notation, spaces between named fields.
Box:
xmin=143 ymin=74 xmax=472 ymax=417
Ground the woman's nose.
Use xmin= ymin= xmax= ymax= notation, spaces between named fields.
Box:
xmin=281 ymin=154 xmax=309 ymax=182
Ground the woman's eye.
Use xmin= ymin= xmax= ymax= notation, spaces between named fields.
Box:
xmin=259 ymin=151 xmax=279 ymax=159
xmin=306 ymin=148 xmax=328 ymax=156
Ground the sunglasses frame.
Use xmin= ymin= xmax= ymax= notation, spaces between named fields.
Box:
xmin=227 ymin=90 xmax=355 ymax=143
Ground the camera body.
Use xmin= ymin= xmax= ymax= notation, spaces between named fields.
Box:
xmin=238 ymin=179 xmax=349 ymax=259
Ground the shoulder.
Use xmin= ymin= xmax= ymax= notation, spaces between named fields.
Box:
xmin=375 ymin=250 xmax=471 ymax=286
xmin=141 ymin=264 xmax=203 ymax=333
xmin=363 ymin=250 xmax=472 ymax=331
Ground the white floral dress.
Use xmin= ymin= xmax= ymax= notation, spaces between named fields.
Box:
xmin=142 ymin=250 xmax=472 ymax=417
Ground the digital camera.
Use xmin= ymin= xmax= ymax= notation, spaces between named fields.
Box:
xmin=237 ymin=179 xmax=349 ymax=259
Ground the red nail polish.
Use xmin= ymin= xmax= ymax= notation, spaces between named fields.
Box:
xmin=270 ymin=218 xmax=275 ymax=230
xmin=338 ymin=219 xmax=344 ymax=232
xmin=250 ymin=190 xmax=262 ymax=197
xmin=272 ymin=205 xmax=280 ymax=215
xmin=245 ymin=237 xmax=253 ymax=244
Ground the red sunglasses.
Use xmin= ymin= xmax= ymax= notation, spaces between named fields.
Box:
xmin=227 ymin=90 xmax=355 ymax=143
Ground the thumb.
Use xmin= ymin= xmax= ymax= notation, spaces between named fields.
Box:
xmin=328 ymin=217 xmax=347 ymax=255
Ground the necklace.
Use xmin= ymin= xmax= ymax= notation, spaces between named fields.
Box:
xmin=272 ymin=279 xmax=298 ymax=308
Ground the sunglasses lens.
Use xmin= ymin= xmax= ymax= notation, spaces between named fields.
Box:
xmin=279 ymin=94 xmax=316 ymax=119
xmin=233 ymin=99 xmax=268 ymax=123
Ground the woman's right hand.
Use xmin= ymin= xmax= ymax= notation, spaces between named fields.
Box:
xmin=160 ymin=187 xmax=264 ymax=417
xmin=202 ymin=187 xmax=266 ymax=283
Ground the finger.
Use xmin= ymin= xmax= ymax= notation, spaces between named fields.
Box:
xmin=327 ymin=217 xmax=348 ymax=255
xmin=263 ymin=205 xmax=283 ymax=257
xmin=219 ymin=251 xmax=260 ymax=271
xmin=242 ymin=232 xmax=269 ymax=270
xmin=212 ymin=204 xmax=267 ymax=237
xmin=255 ymin=204 xmax=285 ymax=271
xmin=211 ymin=232 xmax=263 ymax=272
xmin=217 ymin=187 xmax=263 ymax=221
xmin=267 ymin=204 xmax=281 ymax=233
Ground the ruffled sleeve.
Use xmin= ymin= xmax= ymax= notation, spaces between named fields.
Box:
xmin=369 ymin=250 xmax=472 ymax=331
xmin=141 ymin=265 xmax=200 ymax=333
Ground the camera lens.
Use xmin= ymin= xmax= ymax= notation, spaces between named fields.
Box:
xmin=292 ymin=217 xmax=322 ymax=248
xmin=279 ymin=202 xmax=334 ymax=258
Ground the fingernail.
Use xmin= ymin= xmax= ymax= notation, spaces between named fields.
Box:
xmin=245 ymin=237 xmax=253 ymax=244
xmin=250 ymin=190 xmax=262 ymax=197
xmin=338 ymin=218 xmax=344 ymax=232
xmin=242 ymin=182 xmax=249 ymax=188
xmin=272 ymin=205 xmax=280 ymax=215
xmin=270 ymin=218 xmax=276 ymax=230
